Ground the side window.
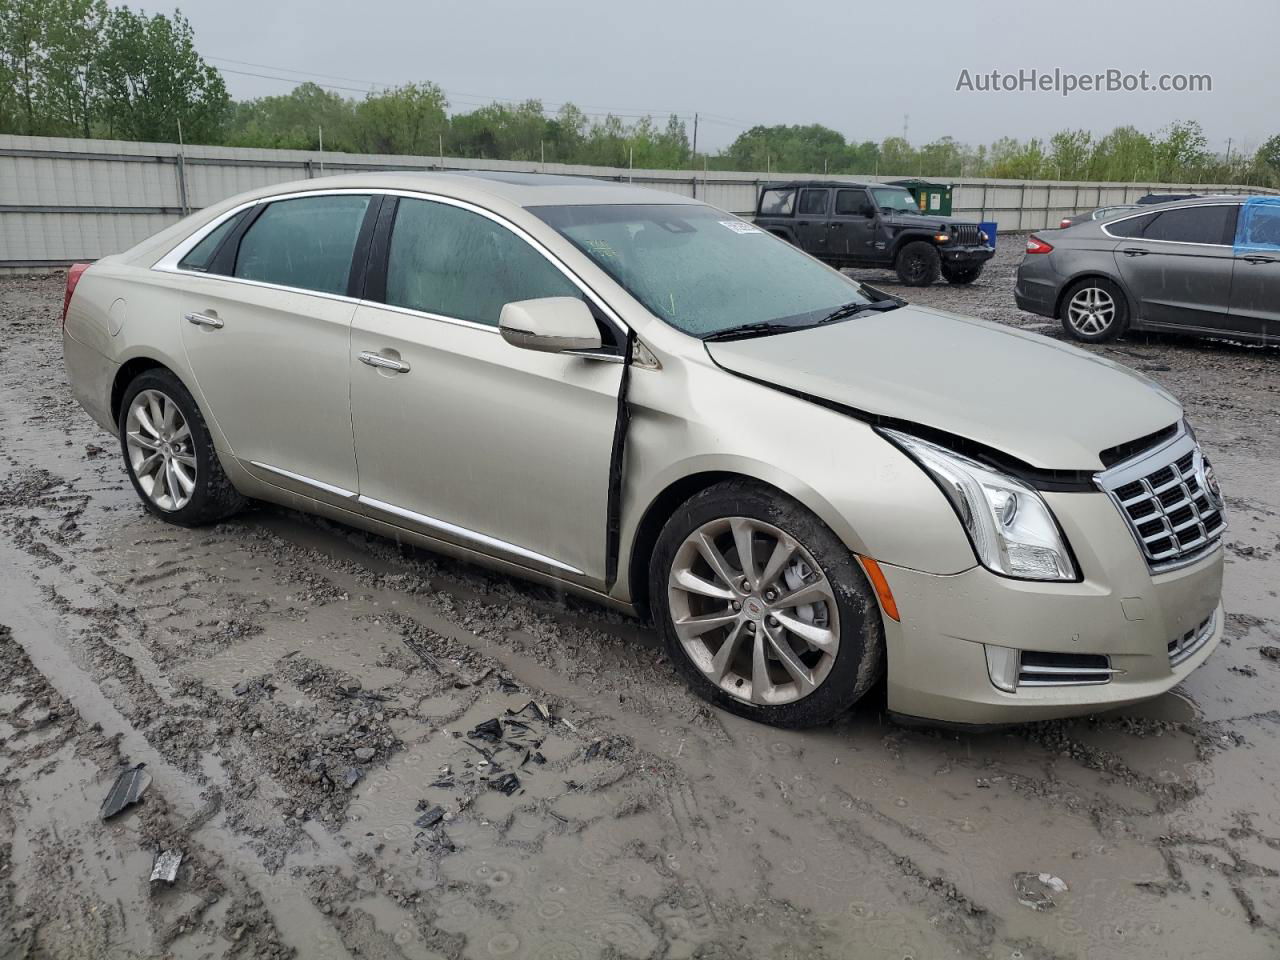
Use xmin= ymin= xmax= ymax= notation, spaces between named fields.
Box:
xmin=759 ymin=189 xmax=795 ymax=216
xmin=1140 ymin=205 xmax=1235 ymax=245
xmin=834 ymin=189 xmax=872 ymax=216
xmin=385 ymin=198 xmax=581 ymax=326
xmin=1106 ymin=213 xmax=1156 ymax=238
xmin=798 ymin=189 xmax=828 ymax=216
xmin=233 ymin=195 xmax=371 ymax=295
xmin=1237 ymin=203 xmax=1280 ymax=250
xmin=178 ymin=210 xmax=246 ymax=273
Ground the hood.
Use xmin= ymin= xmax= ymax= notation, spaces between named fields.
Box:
xmin=883 ymin=213 xmax=972 ymax=229
xmin=705 ymin=306 xmax=1182 ymax=470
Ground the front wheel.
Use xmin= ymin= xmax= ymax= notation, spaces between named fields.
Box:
xmin=649 ymin=480 xmax=885 ymax=728
xmin=894 ymin=240 xmax=941 ymax=286
xmin=941 ymin=263 xmax=984 ymax=284
xmin=118 ymin=369 xmax=246 ymax=526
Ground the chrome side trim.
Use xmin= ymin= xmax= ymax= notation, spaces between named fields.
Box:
xmin=1100 ymin=201 xmax=1243 ymax=246
xmin=248 ymin=461 xmax=357 ymax=500
xmin=357 ymin=495 xmax=584 ymax=577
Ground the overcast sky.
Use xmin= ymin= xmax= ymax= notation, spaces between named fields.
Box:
xmin=164 ymin=0 xmax=1279 ymax=155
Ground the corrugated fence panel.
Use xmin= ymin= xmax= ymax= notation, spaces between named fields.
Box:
xmin=1 ymin=134 xmax=1274 ymax=267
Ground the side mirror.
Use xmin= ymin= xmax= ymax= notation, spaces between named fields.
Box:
xmin=859 ymin=206 xmax=876 ymax=219
xmin=499 ymin=297 xmax=602 ymax=353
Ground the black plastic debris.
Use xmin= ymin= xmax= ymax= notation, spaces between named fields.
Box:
xmin=150 ymin=849 xmax=183 ymax=886
xmin=101 ymin=764 xmax=151 ymax=820
xmin=490 ymin=773 xmax=521 ymax=796
xmin=584 ymin=740 xmax=603 ymax=761
xmin=469 ymin=718 xmax=504 ymax=742
xmin=496 ymin=675 xmax=520 ymax=693
xmin=507 ymin=701 xmax=551 ymax=722
xmin=415 ymin=805 xmax=446 ymax=829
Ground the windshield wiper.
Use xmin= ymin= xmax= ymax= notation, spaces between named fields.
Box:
xmin=816 ymin=299 xmax=903 ymax=326
xmin=702 ymin=321 xmax=800 ymax=342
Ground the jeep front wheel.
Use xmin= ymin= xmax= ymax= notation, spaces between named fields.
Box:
xmin=894 ymin=241 xmax=941 ymax=286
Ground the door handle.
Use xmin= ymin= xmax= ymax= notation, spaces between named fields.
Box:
xmin=1121 ymin=248 xmax=1149 ymax=257
xmin=185 ymin=312 xmax=223 ymax=328
xmin=358 ymin=351 xmax=411 ymax=373
xmin=1243 ymin=254 xmax=1278 ymax=264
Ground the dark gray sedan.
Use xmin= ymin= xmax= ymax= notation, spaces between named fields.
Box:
xmin=1016 ymin=197 xmax=1280 ymax=343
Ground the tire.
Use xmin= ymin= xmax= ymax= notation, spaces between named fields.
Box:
xmin=1059 ymin=276 xmax=1128 ymax=343
xmin=894 ymin=240 xmax=941 ymax=286
xmin=649 ymin=479 xmax=885 ymax=728
xmin=117 ymin=368 xmax=246 ymax=526
xmin=941 ymin=263 xmax=983 ymax=284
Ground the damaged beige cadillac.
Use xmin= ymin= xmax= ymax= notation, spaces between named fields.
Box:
xmin=61 ymin=172 xmax=1225 ymax=728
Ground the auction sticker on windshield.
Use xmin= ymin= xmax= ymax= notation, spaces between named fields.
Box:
xmin=720 ymin=220 xmax=762 ymax=234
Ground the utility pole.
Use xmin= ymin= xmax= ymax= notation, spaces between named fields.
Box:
xmin=318 ymin=125 xmax=324 ymax=174
xmin=903 ymin=113 xmax=909 ymax=142
xmin=691 ymin=114 xmax=699 ymax=199
xmin=691 ymin=112 xmax=698 ymax=161
xmin=439 ymin=132 xmax=444 ymax=170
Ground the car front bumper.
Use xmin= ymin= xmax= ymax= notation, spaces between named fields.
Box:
xmin=941 ymin=244 xmax=995 ymax=265
xmin=875 ymin=490 xmax=1224 ymax=725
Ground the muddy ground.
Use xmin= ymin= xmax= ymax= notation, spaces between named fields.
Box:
xmin=1 ymin=242 xmax=1278 ymax=960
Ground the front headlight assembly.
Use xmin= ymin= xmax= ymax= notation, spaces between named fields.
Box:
xmin=882 ymin=430 xmax=1078 ymax=582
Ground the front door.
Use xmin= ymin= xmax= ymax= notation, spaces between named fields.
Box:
xmin=176 ymin=193 xmax=374 ymax=495
xmin=1111 ymin=204 xmax=1238 ymax=330
xmin=1229 ymin=200 xmax=1280 ymax=340
xmin=830 ymin=188 xmax=880 ymax=263
xmin=794 ymin=188 xmax=831 ymax=258
xmin=349 ymin=196 xmax=624 ymax=584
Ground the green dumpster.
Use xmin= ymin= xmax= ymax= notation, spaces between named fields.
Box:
xmin=887 ymin=179 xmax=953 ymax=217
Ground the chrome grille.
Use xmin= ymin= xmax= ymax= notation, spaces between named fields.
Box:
xmin=1169 ymin=611 xmax=1217 ymax=667
xmin=1017 ymin=651 xmax=1115 ymax=686
xmin=1096 ymin=425 xmax=1225 ymax=570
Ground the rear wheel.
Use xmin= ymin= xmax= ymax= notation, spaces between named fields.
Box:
xmin=118 ymin=369 xmax=245 ymax=526
xmin=649 ymin=480 xmax=885 ymax=728
xmin=1059 ymin=277 xmax=1128 ymax=342
xmin=894 ymin=241 xmax=941 ymax=286
xmin=941 ymin=263 xmax=984 ymax=284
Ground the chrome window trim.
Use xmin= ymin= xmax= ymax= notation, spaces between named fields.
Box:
xmin=1100 ymin=202 xmax=1243 ymax=247
xmin=249 ymin=461 xmax=357 ymax=500
xmin=151 ymin=186 xmax=631 ymax=346
xmin=357 ymin=495 xmax=584 ymax=576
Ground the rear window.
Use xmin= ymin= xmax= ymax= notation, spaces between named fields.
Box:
xmin=233 ymin=195 xmax=371 ymax=295
xmin=178 ymin=211 xmax=246 ymax=273
xmin=759 ymin=188 xmax=795 ymax=216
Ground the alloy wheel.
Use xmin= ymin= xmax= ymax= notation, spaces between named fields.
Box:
xmin=1067 ymin=286 xmax=1116 ymax=336
xmin=666 ymin=517 xmax=840 ymax=706
xmin=125 ymin=389 xmax=196 ymax=511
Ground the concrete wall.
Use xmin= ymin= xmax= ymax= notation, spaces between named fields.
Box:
xmin=2 ymin=133 xmax=1273 ymax=268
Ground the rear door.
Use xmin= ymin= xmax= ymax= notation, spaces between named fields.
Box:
xmin=1109 ymin=204 xmax=1237 ymax=330
xmin=830 ymin=188 xmax=879 ymax=263
xmin=794 ymin=188 xmax=831 ymax=257
xmin=348 ymin=195 xmax=625 ymax=584
xmin=175 ymin=193 xmax=376 ymax=496
xmin=1228 ymin=200 xmax=1280 ymax=340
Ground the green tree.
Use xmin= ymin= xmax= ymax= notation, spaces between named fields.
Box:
xmin=354 ymin=82 xmax=447 ymax=155
xmin=0 ymin=0 xmax=48 ymax=134
xmin=96 ymin=7 xmax=228 ymax=142
xmin=227 ymin=82 xmax=356 ymax=151
xmin=41 ymin=0 xmax=109 ymax=135
xmin=1048 ymin=130 xmax=1092 ymax=180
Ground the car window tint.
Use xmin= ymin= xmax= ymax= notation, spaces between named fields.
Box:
xmin=834 ymin=190 xmax=870 ymax=216
xmin=759 ymin=189 xmax=795 ymax=216
xmin=178 ymin=211 xmax=246 ymax=273
xmin=1140 ymin=205 xmax=1235 ymax=245
xmin=233 ymin=195 xmax=371 ymax=294
xmin=798 ymin=189 xmax=828 ymax=216
xmin=385 ymin=198 xmax=580 ymax=326
xmin=1106 ymin=213 xmax=1155 ymax=238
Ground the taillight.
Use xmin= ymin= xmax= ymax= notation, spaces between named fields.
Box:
xmin=1025 ymin=235 xmax=1054 ymax=255
xmin=1059 ymin=218 xmax=1072 ymax=228
xmin=62 ymin=262 xmax=90 ymax=327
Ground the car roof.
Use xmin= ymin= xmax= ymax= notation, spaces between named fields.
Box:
xmin=227 ymin=170 xmax=703 ymax=209
xmin=762 ymin=180 xmax=879 ymax=190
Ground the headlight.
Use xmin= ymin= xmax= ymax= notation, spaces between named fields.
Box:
xmin=883 ymin=430 xmax=1078 ymax=581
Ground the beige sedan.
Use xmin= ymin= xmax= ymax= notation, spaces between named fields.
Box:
xmin=62 ymin=172 xmax=1225 ymax=727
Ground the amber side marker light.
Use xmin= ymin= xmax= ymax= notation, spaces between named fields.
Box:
xmin=857 ymin=556 xmax=901 ymax=622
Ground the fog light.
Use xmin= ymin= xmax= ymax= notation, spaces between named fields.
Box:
xmin=985 ymin=645 xmax=1020 ymax=693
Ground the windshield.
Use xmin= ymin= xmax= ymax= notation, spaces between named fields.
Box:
xmin=530 ymin=203 xmax=872 ymax=338
xmin=871 ymin=187 xmax=922 ymax=215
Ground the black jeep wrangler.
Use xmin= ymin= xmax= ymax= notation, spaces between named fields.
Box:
xmin=753 ymin=181 xmax=994 ymax=286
